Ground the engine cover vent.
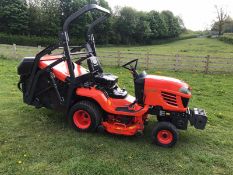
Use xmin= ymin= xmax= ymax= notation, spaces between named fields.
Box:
xmin=161 ymin=92 xmax=177 ymax=106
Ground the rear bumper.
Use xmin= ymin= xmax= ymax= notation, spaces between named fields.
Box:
xmin=188 ymin=108 xmax=207 ymax=130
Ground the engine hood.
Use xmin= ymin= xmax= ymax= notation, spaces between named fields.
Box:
xmin=145 ymin=75 xmax=190 ymax=94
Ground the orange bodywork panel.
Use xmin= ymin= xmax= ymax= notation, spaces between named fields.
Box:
xmin=76 ymin=87 xmax=149 ymax=117
xmin=144 ymin=75 xmax=191 ymax=112
xmin=38 ymin=54 xmax=88 ymax=81
xmin=76 ymin=87 xmax=149 ymax=136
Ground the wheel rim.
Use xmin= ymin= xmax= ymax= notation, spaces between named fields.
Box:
xmin=73 ymin=110 xmax=91 ymax=129
xmin=157 ymin=130 xmax=173 ymax=145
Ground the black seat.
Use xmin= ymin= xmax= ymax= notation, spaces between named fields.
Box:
xmin=87 ymin=56 xmax=118 ymax=88
xmin=95 ymin=73 xmax=118 ymax=88
xmin=87 ymin=56 xmax=127 ymax=98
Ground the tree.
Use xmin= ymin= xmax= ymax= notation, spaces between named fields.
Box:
xmin=223 ymin=17 xmax=233 ymax=33
xmin=214 ymin=5 xmax=228 ymax=36
xmin=0 ymin=0 xmax=29 ymax=34
xmin=212 ymin=16 xmax=233 ymax=33
xmin=147 ymin=11 xmax=168 ymax=39
xmin=0 ymin=1 xmax=184 ymax=45
xmin=114 ymin=7 xmax=138 ymax=44
xmin=161 ymin=11 xmax=181 ymax=38
xmin=134 ymin=12 xmax=151 ymax=43
xmin=40 ymin=0 xmax=60 ymax=36
xmin=177 ymin=16 xmax=186 ymax=32
xmin=28 ymin=0 xmax=43 ymax=35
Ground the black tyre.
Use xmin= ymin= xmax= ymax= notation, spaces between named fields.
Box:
xmin=151 ymin=122 xmax=178 ymax=148
xmin=68 ymin=100 xmax=102 ymax=132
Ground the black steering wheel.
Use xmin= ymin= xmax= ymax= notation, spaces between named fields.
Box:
xmin=122 ymin=59 xmax=138 ymax=70
xmin=122 ymin=59 xmax=138 ymax=78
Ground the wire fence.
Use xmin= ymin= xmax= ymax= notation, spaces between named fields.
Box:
xmin=1 ymin=44 xmax=233 ymax=74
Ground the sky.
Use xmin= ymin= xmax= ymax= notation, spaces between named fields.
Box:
xmin=106 ymin=0 xmax=233 ymax=31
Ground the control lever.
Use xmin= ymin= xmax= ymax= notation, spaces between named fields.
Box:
xmin=129 ymin=100 xmax=137 ymax=108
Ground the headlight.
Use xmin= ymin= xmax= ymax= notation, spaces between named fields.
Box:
xmin=179 ymin=86 xmax=191 ymax=94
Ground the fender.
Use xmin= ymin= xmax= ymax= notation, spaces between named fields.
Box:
xmin=76 ymin=87 xmax=149 ymax=116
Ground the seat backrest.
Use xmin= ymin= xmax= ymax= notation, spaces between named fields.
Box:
xmin=87 ymin=56 xmax=103 ymax=74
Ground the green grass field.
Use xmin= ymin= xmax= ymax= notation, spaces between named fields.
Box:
xmin=99 ymin=38 xmax=233 ymax=57
xmin=0 ymin=38 xmax=233 ymax=59
xmin=1 ymin=37 xmax=233 ymax=73
xmin=0 ymin=57 xmax=233 ymax=175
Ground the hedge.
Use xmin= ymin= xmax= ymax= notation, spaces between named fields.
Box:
xmin=219 ymin=33 xmax=233 ymax=44
xmin=0 ymin=32 xmax=198 ymax=47
xmin=149 ymin=34 xmax=198 ymax=45
xmin=0 ymin=33 xmax=83 ymax=47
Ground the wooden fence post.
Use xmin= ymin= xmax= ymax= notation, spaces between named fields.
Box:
xmin=146 ymin=52 xmax=150 ymax=70
xmin=117 ymin=51 xmax=121 ymax=67
xmin=174 ymin=54 xmax=180 ymax=71
xmin=204 ymin=55 xmax=210 ymax=74
xmin=12 ymin=43 xmax=17 ymax=59
xmin=38 ymin=45 xmax=41 ymax=52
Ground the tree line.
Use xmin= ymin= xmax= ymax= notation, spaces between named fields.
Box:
xmin=211 ymin=5 xmax=233 ymax=35
xmin=212 ymin=17 xmax=233 ymax=34
xmin=0 ymin=0 xmax=184 ymax=44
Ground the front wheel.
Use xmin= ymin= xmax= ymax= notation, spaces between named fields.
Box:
xmin=151 ymin=122 xmax=178 ymax=148
xmin=68 ymin=100 xmax=102 ymax=132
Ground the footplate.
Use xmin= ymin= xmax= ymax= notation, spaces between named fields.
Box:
xmin=189 ymin=108 xmax=207 ymax=130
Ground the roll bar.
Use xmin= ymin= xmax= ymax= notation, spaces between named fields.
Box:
xmin=58 ymin=4 xmax=111 ymax=82
xmin=63 ymin=4 xmax=110 ymax=33
xmin=26 ymin=4 xmax=111 ymax=111
xmin=86 ymin=15 xmax=109 ymax=38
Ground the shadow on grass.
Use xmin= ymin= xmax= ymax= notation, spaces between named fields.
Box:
xmin=18 ymin=105 xmax=199 ymax=149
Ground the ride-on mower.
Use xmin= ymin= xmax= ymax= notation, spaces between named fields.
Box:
xmin=17 ymin=4 xmax=207 ymax=147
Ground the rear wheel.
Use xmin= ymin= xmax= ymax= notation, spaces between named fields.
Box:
xmin=68 ymin=100 xmax=102 ymax=132
xmin=151 ymin=122 xmax=178 ymax=148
